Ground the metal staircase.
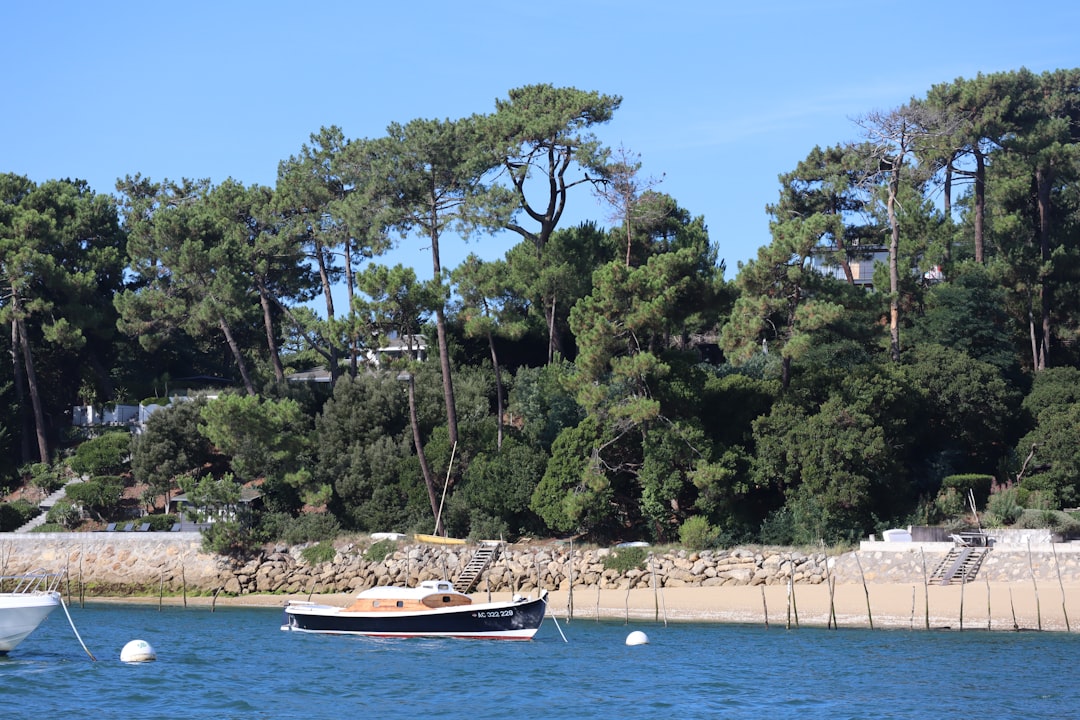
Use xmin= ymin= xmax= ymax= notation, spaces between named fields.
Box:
xmin=454 ymin=541 xmax=502 ymax=593
xmin=930 ymin=547 xmax=990 ymax=585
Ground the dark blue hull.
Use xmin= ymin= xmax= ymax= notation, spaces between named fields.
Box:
xmin=282 ymin=594 xmax=547 ymax=640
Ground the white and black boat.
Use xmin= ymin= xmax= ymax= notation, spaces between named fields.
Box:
xmin=0 ymin=570 xmax=62 ymax=654
xmin=281 ymin=580 xmax=547 ymax=641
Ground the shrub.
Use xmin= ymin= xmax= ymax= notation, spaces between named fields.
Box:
xmin=759 ymin=507 xmax=794 ymax=546
xmin=934 ymin=487 xmax=968 ymax=520
xmin=941 ymin=474 xmax=994 ymax=507
xmin=66 ymin=476 xmax=124 ymax=521
xmin=0 ymin=500 xmax=40 ymax=532
xmin=465 ymin=510 xmax=509 ymax=543
xmin=364 ymin=539 xmax=396 ymax=563
xmin=602 ymin=545 xmax=647 ymax=573
xmin=23 ymin=463 xmax=65 ymax=496
xmin=31 ymin=523 xmax=67 ymax=533
xmin=274 ymin=512 xmax=341 ymax=545
xmin=68 ymin=432 xmax=131 ymax=476
xmin=141 ymin=513 xmax=177 ymax=531
xmin=46 ymin=499 xmax=81 ymax=529
xmin=301 ymin=541 xmax=337 ymax=565
xmin=679 ymin=515 xmax=719 ymax=550
xmin=985 ymin=484 xmax=1023 ymax=526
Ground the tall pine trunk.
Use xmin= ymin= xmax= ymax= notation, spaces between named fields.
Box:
xmin=428 ymin=222 xmax=459 ymax=449
xmin=10 ymin=295 xmax=48 ymax=463
xmin=219 ymin=316 xmax=256 ymax=395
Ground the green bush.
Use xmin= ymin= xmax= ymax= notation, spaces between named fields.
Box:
xmin=602 ymin=545 xmax=647 ymax=573
xmin=31 ymin=523 xmax=67 ymax=533
xmin=141 ymin=513 xmax=177 ymax=531
xmin=258 ymin=511 xmax=342 ymax=546
xmin=941 ymin=474 xmax=994 ymax=507
xmin=23 ymin=463 xmax=65 ymax=496
xmin=65 ymin=476 xmax=124 ymax=521
xmin=0 ymin=500 xmax=40 ymax=531
xmin=934 ymin=487 xmax=968 ymax=520
xmin=759 ymin=507 xmax=794 ymax=545
xmin=46 ymin=499 xmax=81 ymax=529
xmin=985 ymin=485 xmax=1023 ymax=526
xmin=364 ymin=539 xmax=396 ymax=563
xmin=68 ymin=432 xmax=131 ymax=476
xmin=679 ymin=515 xmax=719 ymax=550
xmin=301 ymin=541 xmax=337 ymax=565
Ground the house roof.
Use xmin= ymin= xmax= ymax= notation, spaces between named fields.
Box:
xmin=286 ymin=366 xmax=333 ymax=382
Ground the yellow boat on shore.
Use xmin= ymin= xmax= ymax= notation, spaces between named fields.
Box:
xmin=413 ymin=533 xmax=467 ymax=545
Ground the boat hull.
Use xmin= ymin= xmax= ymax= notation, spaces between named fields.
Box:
xmin=282 ymin=593 xmax=547 ymax=641
xmin=0 ymin=592 xmax=60 ymax=653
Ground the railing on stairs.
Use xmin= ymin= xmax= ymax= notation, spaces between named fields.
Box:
xmin=454 ymin=541 xmax=503 ymax=594
xmin=930 ymin=547 xmax=990 ymax=585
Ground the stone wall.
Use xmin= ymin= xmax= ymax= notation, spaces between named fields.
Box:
xmin=4 ymin=533 xmax=1080 ymax=596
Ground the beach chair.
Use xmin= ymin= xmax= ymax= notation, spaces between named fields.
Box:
xmin=170 ymin=522 xmax=181 ymax=532
xmin=105 ymin=522 xmax=117 ymax=532
xmin=138 ymin=523 xmax=151 ymax=532
xmin=122 ymin=522 xmax=134 ymax=532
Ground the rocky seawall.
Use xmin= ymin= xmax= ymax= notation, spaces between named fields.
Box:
xmin=4 ymin=532 xmax=1080 ymax=597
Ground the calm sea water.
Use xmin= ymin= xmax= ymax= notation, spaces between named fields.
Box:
xmin=2 ymin=602 xmax=1078 ymax=719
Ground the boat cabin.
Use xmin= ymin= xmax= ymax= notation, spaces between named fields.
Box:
xmin=344 ymin=580 xmax=473 ymax=613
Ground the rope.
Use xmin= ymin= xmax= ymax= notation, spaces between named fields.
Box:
xmin=59 ymin=595 xmax=96 ymax=661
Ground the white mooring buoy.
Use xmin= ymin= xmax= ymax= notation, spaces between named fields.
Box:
xmin=120 ymin=639 xmax=157 ymax=663
xmin=625 ymin=630 xmax=649 ymax=646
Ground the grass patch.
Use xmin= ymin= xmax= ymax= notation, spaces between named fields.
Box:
xmin=364 ymin=539 xmax=396 ymax=563
xmin=301 ymin=541 xmax=336 ymax=565
xmin=602 ymin=545 xmax=647 ymax=573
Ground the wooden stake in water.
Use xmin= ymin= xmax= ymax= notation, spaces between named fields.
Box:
xmin=919 ymin=548 xmax=929 ymax=630
xmin=1009 ymin=587 xmax=1018 ymax=630
xmin=959 ymin=572 xmax=966 ymax=631
xmin=854 ymin=552 xmax=873 ymax=630
xmin=567 ymin=540 xmax=574 ymax=621
xmin=761 ymin=585 xmax=769 ymax=630
xmin=819 ymin=542 xmax=837 ymax=630
xmin=1026 ymin=539 xmax=1042 ymax=631
xmin=1051 ymin=541 xmax=1070 ymax=631
xmin=986 ymin=574 xmax=992 ymax=631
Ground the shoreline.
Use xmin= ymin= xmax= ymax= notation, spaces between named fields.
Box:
xmin=82 ymin=581 xmax=1080 ymax=632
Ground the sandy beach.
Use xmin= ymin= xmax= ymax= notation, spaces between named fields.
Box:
xmin=90 ymin=580 xmax=1080 ymax=632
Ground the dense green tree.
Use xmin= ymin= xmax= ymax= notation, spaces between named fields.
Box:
xmin=1 ymin=175 xmax=125 ymax=463
xmin=452 ymin=254 xmax=528 ymax=449
xmin=68 ymin=431 xmax=131 ymax=476
xmin=116 ymin=176 xmax=260 ymax=394
xmin=489 ymin=85 xmax=621 ymax=358
xmin=130 ymin=398 xmax=213 ymax=508
xmin=447 ymin=438 xmax=548 ymax=539
xmin=766 ymin=145 xmax=878 ymax=284
xmin=351 ymin=116 xmax=513 ymax=449
xmin=722 ymin=214 xmax=847 ymax=388
xmin=198 ymin=393 xmax=319 ymax=507
xmin=989 ymin=68 xmax=1080 ymax=370
xmin=314 ymin=372 xmax=430 ymax=531
xmin=908 ymin=261 xmax=1021 ymax=378
xmin=504 ymin=222 xmax=611 ymax=363
xmin=902 ymin=344 xmax=1022 ymax=480
xmin=1014 ymin=367 xmax=1080 ymax=507
xmin=507 ymin=360 xmax=584 ymax=452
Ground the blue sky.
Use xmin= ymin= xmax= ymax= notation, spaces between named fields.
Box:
xmin=4 ymin=1 xmax=1077 ymax=280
